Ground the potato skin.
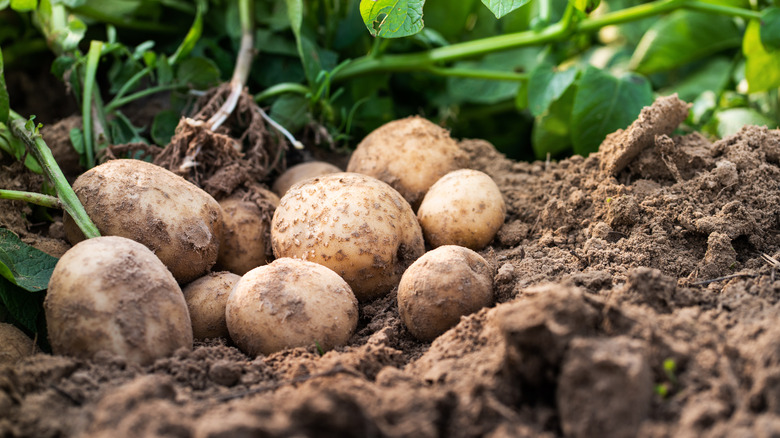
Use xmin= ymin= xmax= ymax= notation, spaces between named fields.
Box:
xmin=64 ymin=159 xmax=222 ymax=283
xmin=417 ymin=169 xmax=506 ymax=251
xmin=226 ymin=258 xmax=358 ymax=356
xmin=216 ymin=191 xmax=279 ymax=275
xmin=183 ymin=271 xmax=240 ymax=340
xmin=0 ymin=323 xmax=35 ymax=364
xmin=272 ymin=161 xmax=341 ymax=197
xmin=347 ymin=116 xmax=467 ymax=210
xmin=397 ymin=246 xmax=494 ymax=341
xmin=271 ymin=172 xmax=425 ymax=301
xmin=45 ymin=236 xmax=193 ymax=365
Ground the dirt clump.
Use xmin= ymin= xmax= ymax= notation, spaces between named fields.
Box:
xmin=3 ymin=95 xmax=780 ymax=436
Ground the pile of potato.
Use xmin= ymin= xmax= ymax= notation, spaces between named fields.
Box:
xmin=25 ymin=116 xmax=507 ymax=366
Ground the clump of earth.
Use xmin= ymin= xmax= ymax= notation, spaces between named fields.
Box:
xmin=3 ymin=95 xmax=780 ymax=437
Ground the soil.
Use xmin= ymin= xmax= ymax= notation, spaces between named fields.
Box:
xmin=3 ymin=94 xmax=780 ymax=437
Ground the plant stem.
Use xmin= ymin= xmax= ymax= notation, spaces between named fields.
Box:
xmin=254 ymin=83 xmax=311 ymax=102
xmin=206 ymin=0 xmax=254 ymax=130
xmin=82 ymin=41 xmax=102 ymax=169
xmin=8 ymin=111 xmax=100 ymax=239
xmin=685 ymin=1 xmax=761 ymax=20
xmin=0 ymin=190 xmax=61 ymax=209
xmin=105 ymin=83 xmax=184 ymax=112
xmin=109 ymin=65 xmax=154 ymax=107
xmin=426 ymin=67 xmax=527 ymax=81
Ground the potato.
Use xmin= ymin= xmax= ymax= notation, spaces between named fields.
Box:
xmin=183 ymin=271 xmax=240 ymax=340
xmin=272 ymin=161 xmax=341 ymax=197
xmin=226 ymin=258 xmax=358 ymax=356
xmin=347 ymin=116 xmax=467 ymax=209
xmin=45 ymin=236 xmax=193 ymax=365
xmin=63 ymin=159 xmax=222 ymax=283
xmin=0 ymin=323 xmax=35 ymax=364
xmin=217 ymin=189 xmax=279 ymax=275
xmin=397 ymin=245 xmax=494 ymax=341
xmin=417 ymin=169 xmax=506 ymax=251
xmin=271 ymin=172 xmax=425 ymax=301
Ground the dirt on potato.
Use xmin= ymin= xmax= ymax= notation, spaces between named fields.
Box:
xmin=4 ymin=94 xmax=780 ymax=437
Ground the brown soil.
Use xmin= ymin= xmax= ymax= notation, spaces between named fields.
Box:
xmin=4 ymin=95 xmax=780 ymax=437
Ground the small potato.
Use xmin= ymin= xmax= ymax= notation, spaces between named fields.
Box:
xmin=45 ymin=236 xmax=193 ymax=365
xmin=183 ymin=271 xmax=240 ymax=340
xmin=347 ymin=116 xmax=467 ymax=209
xmin=217 ymin=190 xmax=279 ymax=275
xmin=271 ymin=172 xmax=425 ymax=301
xmin=398 ymin=246 xmax=494 ymax=341
xmin=417 ymin=169 xmax=506 ymax=251
xmin=64 ymin=159 xmax=222 ymax=283
xmin=226 ymin=258 xmax=358 ymax=356
xmin=0 ymin=323 xmax=35 ymax=364
xmin=272 ymin=161 xmax=341 ymax=197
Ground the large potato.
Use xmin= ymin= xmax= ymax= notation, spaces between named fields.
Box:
xmin=45 ymin=236 xmax=193 ymax=365
xmin=417 ymin=169 xmax=506 ymax=250
xmin=347 ymin=116 xmax=467 ymax=209
xmin=398 ymin=245 xmax=494 ymax=341
xmin=272 ymin=161 xmax=341 ymax=197
xmin=226 ymin=258 xmax=358 ymax=356
xmin=64 ymin=159 xmax=222 ymax=283
xmin=183 ymin=271 xmax=240 ymax=340
xmin=0 ymin=323 xmax=35 ymax=365
xmin=216 ymin=189 xmax=279 ymax=275
xmin=271 ymin=173 xmax=425 ymax=301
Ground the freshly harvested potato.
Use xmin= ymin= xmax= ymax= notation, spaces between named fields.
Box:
xmin=272 ymin=161 xmax=341 ymax=197
xmin=63 ymin=159 xmax=222 ymax=283
xmin=217 ymin=189 xmax=279 ymax=275
xmin=226 ymin=258 xmax=358 ymax=356
xmin=417 ymin=169 xmax=506 ymax=251
xmin=0 ymin=323 xmax=35 ymax=364
xmin=183 ymin=271 xmax=240 ymax=340
xmin=397 ymin=245 xmax=494 ymax=341
xmin=271 ymin=172 xmax=425 ymax=301
xmin=347 ymin=116 xmax=467 ymax=209
xmin=45 ymin=236 xmax=193 ymax=365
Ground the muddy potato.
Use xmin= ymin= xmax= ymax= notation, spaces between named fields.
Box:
xmin=183 ymin=271 xmax=240 ymax=340
xmin=0 ymin=323 xmax=35 ymax=364
xmin=271 ymin=172 xmax=425 ymax=301
xmin=417 ymin=169 xmax=506 ymax=251
xmin=217 ymin=190 xmax=279 ymax=275
xmin=64 ymin=159 xmax=222 ymax=283
xmin=226 ymin=258 xmax=358 ymax=356
xmin=272 ymin=161 xmax=341 ymax=197
xmin=398 ymin=246 xmax=494 ymax=341
xmin=347 ymin=116 xmax=468 ymax=209
xmin=45 ymin=236 xmax=193 ymax=365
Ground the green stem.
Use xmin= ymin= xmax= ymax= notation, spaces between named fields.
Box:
xmin=8 ymin=111 xmax=100 ymax=239
xmin=254 ymin=83 xmax=311 ymax=102
xmin=109 ymin=65 xmax=154 ymax=107
xmin=578 ymin=0 xmax=685 ymax=32
xmin=0 ymin=190 xmax=61 ymax=209
xmin=82 ymin=41 xmax=102 ymax=169
xmin=426 ymin=67 xmax=527 ymax=81
xmin=685 ymin=1 xmax=762 ymax=20
xmin=105 ymin=83 xmax=184 ymax=112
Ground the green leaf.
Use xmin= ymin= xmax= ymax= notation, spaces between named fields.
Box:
xmin=109 ymin=112 xmax=145 ymax=145
xmin=0 ymin=0 xmax=9 ymax=10
xmin=481 ymin=0 xmax=530 ymax=19
xmin=533 ymin=84 xmax=577 ymax=159
xmin=151 ymin=110 xmax=179 ymax=146
xmin=570 ymin=0 xmax=599 ymax=14
xmin=713 ymin=108 xmax=778 ymax=138
xmin=359 ymin=0 xmax=424 ymax=38
xmin=0 ymin=123 xmax=43 ymax=174
xmin=447 ymin=48 xmax=540 ymax=105
xmin=660 ymin=57 xmax=731 ymax=103
xmin=0 ymin=229 xmax=58 ymax=292
xmin=630 ymin=11 xmax=741 ymax=75
xmin=176 ymin=56 xmax=220 ymax=89
xmin=528 ymin=62 xmax=578 ymax=116
xmin=0 ymin=47 xmax=8 ymax=124
xmin=761 ymin=7 xmax=780 ymax=50
xmin=270 ymin=94 xmax=309 ymax=133
xmin=0 ymin=276 xmax=45 ymax=333
xmin=169 ymin=2 xmax=203 ymax=65
xmin=571 ymin=67 xmax=653 ymax=156
xmin=60 ymin=16 xmax=87 ymax=53
xmin=69 ymin=127 xmax=85 ymax=155
xmin=743 ymin=19 xmax=780 ymax=93
xmin=9 ymin=0 xmax=36 ymax=11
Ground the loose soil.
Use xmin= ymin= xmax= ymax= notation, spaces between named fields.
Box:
xmin=3 ymin=95 xmax=780 ymax=437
